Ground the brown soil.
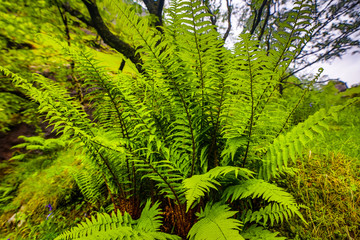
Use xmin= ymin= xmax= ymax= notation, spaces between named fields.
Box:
xmin=0 ymin=123 xmax=36 ymax=162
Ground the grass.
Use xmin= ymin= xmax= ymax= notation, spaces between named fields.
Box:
xmin=280 ymin=151 xmax=360 ymax=239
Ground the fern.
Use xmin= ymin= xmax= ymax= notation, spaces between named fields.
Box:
xmin=241 ymin=225 xmax=286 ymax=240
xmin=71 ymin=165 xmax=107 ymax=205
xmin=132 ymin=153 xmax=185 ymax=205
xmin=223 ymin=179 xmax=305 ymax=226
xmin=259 ymin=98 xmax=360 ymax=180
xmin=55 ymin=200 xmax=180 ymax=240
xmin=10 ymin=135 xmax=65 ymax=161
xmin=183 ymin=166 xmax=254 ymax=211
xmin=188 ymin=202 xmax=244 ymax=240
xmin=2 ymin=0 xmax=353 ymax=238
xmin=183 ymin=174 xmax=220 ymax=211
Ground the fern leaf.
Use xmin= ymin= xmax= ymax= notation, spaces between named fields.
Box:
xmin=71 ymin=166 xmax=106 ymax=205
xmin=183 ymin=166 xmax=254 ymax=211
xmin=55 ymin=210 xmax=134 ymax=240
xmin=241 ymin=225 xmax=286 ymax=240
xmin=183 ymin=174 xmax=220 ymax=211
xmin=188 ymin=202 xmax=244 ymax=240
xmin=243 ymin=202 xmax=303 ymax=226
xmin=223 ymin=179 xmax=304 ymax=226
xmin=223 ymin=179 xmax=296 ymax=205
xmin=55 ymin=200 xmax=180 ymax=240
xmin=260 ymin=99 xmax=358 ymax=180
xmin=206 ymin=166 xmax=254 ymax=179
xmin=136 ymin=200 xmax=163 ymax=232
xmin=133 ymin=155 xmax=185 ymax=205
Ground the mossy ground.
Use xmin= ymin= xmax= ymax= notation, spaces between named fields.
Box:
xmin=280 ymin=152 xmax=360 ymax=239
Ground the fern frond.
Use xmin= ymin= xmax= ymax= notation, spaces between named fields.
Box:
xmin=188 ymin=202 xmax=244 ymax=240
xmin=223 ymin=179 xmax=296 ymax=205
xmin=71 ymin=165 xmax=106 ymax=205
xmin=55 ymin=199 xmax=180 ymax=240
xmin=0 ymin=67 xmax=94 ymax=139
xmin=206 ymin=166 xmax=254 ymax=179
xmin=11 ymin=135 xmax=65 ymax=154
xmin=223 ymin=179 xmax=304 ymax=226
xmin=259 ymin=98 xmax=359 ymax=180
xmin=247 ymin=0 xmax=314 ymax=144
xmin=183 ymin=166 xmax=254 ymax=211
xmin=55 ymin=209 xmax=134 ymax=240
xmin=183 ymin=174 xmax=220 ymax=211
xmin=220 ymin=34 xmax=278 ymax=166
xmin=107 ymin=0 xmax=201 ymax=177
xmin=268 ymin=0 xmax=313 ymax=73
xmin=242 ymin=202 xmax=304 ymax=227
xmin=241 ymin=225 xmax=286 ymax=240
xmin=133 ymin=153 xmax=185 ymax=205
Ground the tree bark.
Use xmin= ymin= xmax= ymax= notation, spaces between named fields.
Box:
xmin=142 ymin=0 xmax=165 ymax=28
xmin=80 ymin=0 xmax=142 ymax=72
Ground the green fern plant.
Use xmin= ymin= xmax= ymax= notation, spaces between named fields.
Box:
xmin=1 ymin=0 xmax=359 ymax=239
xmin=11 ymin=136 xmax=65 ymax=160
xmin=188 ymin=202 xmax=244 ymax=240
xmin=54 ymin=200 xmax=179 ymax=240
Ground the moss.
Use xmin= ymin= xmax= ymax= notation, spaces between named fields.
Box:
xmin=280 ymin=152 xmax=360 ymax=239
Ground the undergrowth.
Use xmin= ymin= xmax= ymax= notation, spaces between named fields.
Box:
xmin=0 ymin=146 xmax=90 ymax=239
xmin=0 ymin=0 xmax=359 ymax=239
xmin=281 ymin=152 xmax=360 ymax=239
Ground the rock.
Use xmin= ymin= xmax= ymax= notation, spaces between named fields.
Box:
xmin=7 ymin=205 xmax=27 ymax=228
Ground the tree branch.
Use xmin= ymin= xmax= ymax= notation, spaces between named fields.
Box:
xmin=80 ymin=0 xmax=142 ymax=71
xmin=223 ymin=0 xmax=232 ymax=41
xmin=61 ymin=2 xmax=93 ymax=27
xmin=257 ymin=0 xmax=270 ymax=41
xmin=142 ymin=0 xmax=165 ymax=28
xmin=250 ymin=0 xmax=268 ymax=35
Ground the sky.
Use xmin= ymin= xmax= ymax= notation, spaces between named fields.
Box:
xmin=306 ymin=52 xmax=360 ymax=87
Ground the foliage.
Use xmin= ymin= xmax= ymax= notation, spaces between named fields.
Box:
xmin=0 ymin=146 xmax=80 ymax=239
xmin=55 ymin=200 xmax=180 ymax=240
xmin=0 ymin=0 xmax=359 ymax=239
xmin=11 ymin=135 xmax=66 ymax=160
xmin=290 ymin=82 xmax=360 ymax=159
xmin=242 ymin=225 xmax=286 ymax=240
xmin=280 ymin=152 xmax=360 ymax=239
xmin=205 ymin=0 xmax=360 ymax=74
xmin=188 ymin=202 xmax=244 ymax=240
xmin=223 ymin=179 xmax=305 ymax=225
xmin=0 ymin=0 xmax=121 ymax=132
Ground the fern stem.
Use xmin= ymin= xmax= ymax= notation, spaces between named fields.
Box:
xmin=242 ymin=40 xmax=255 ymax=167
xmin=189 ymin=0 xmax=205 ymax=128
xmin=91 ymin=142 xmax=126 ymax=198
xmin=209 ymin=77 xmax=226 ymax=167
xmin=276 ymin=68 xmax=323 ymax=138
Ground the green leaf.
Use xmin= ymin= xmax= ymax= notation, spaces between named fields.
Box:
xmin=183 ymin=174 xmax=220 ymax=211
xmin=188 ymin=202 xmax=244 ymax=240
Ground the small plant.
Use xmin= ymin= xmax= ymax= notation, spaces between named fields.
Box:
xmin=1 ymin=0 xmax=359 ymax=238
xmin=11 ymin=136 xmax=65 ymax=162
xmin=45 ymin=204 xmax=53 ymax=220
xmin=281 ymin=152 xmax=360 ymax=239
